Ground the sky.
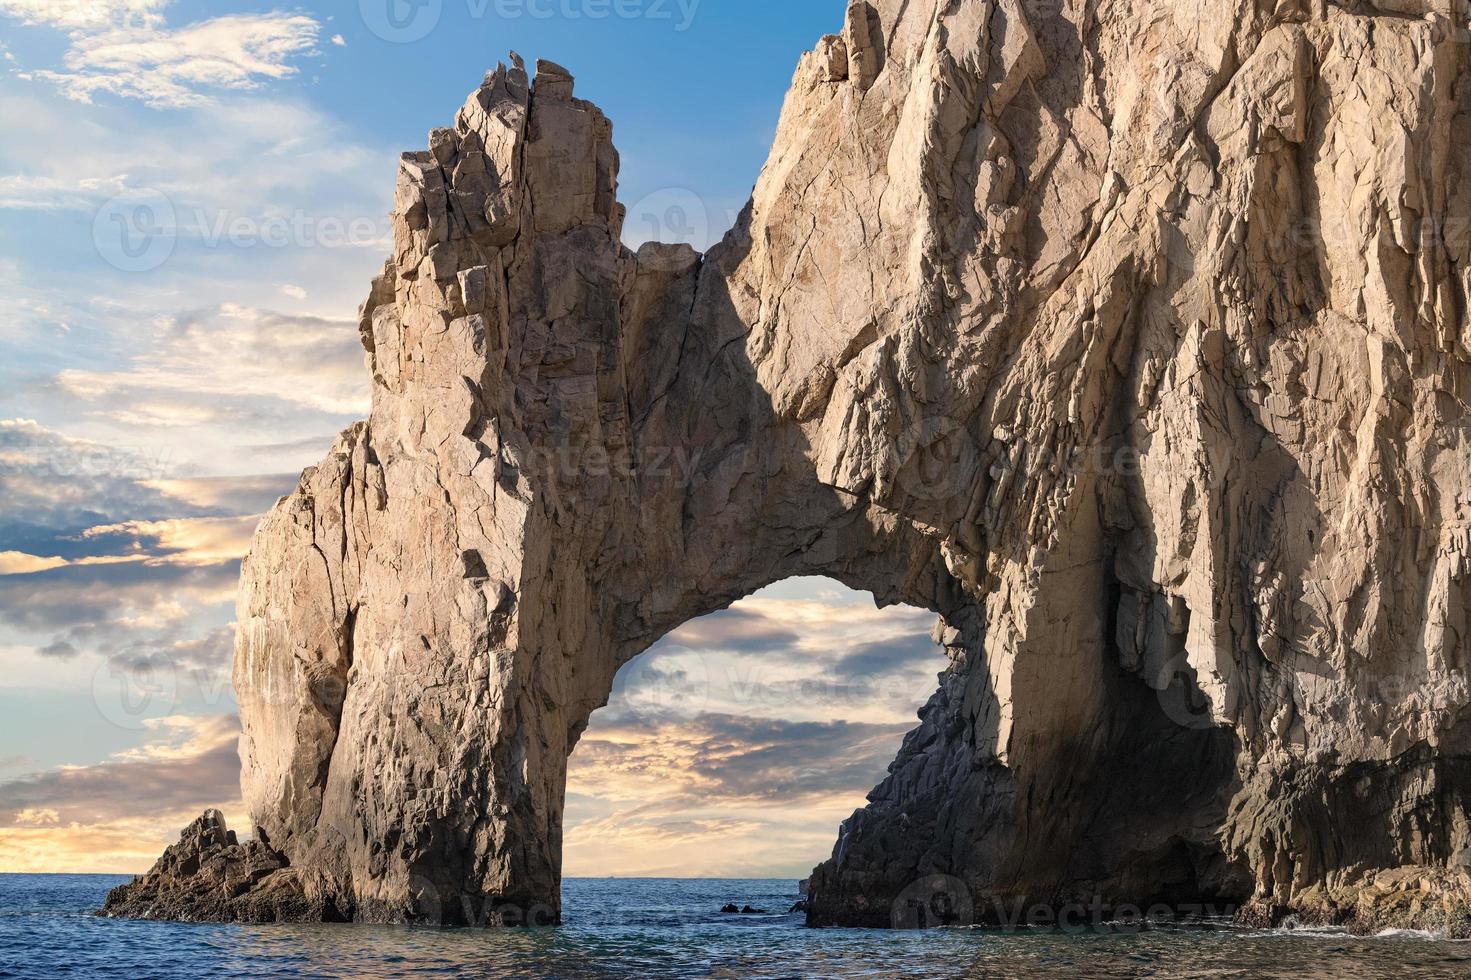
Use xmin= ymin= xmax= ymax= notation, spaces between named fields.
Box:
xmin=0 ymin=0 xmax=949 ymax=878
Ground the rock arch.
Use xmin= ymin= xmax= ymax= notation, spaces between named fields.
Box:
xmin=108 ymin=0 xmax=1471 ymax=934
xmin=560 ymin=576 xmax=949 ymax=880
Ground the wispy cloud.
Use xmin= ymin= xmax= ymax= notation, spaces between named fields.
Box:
xmin=0 ymin=417 xmax=257 ymax=692
xmin=0 ymin=418 xmax=186 ymax=550
xmin=80 ymin=515 xmax=260 ymax=567
xmin=0 ymin=713 xmax=244 ymax=874
xmin=0 ymin=559 xmax=238 ymax=636
xmin=141 ymin=473 xmax=297 ymax=514
xmin=611 ymin=592 xmax=944 ymax=727
xmin=58 ymin=304 xmax=370 ymax=418
xmin=2 ymin=2 xmax=323 ymax=109
xmin=0 ymin=552 xmax=68 ymax=575
xmin=0 ymin=174 xmax=131 ymax=211
xmin=0 ymin=0 xmax=168 ymax=31
xmin=562 ymin=583 xmax=945 ymax=877
xmin=0 ymin=80 xmax=390 ymax=479
xmin=39 ymin=14 xmax=321 ymax=109
xmin=570 ymin=714 xmax=917 ymax=807
xmin=0 ymin=89 xmax=391 ymax=217
xmin=564 ymin=712 xmax=920 ymax=878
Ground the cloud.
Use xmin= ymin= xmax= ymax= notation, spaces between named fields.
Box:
xmin=0 ymin=714 xmax=240 ymax=825
xmin=0 ymin=417 xmax=264 ymax=700
xmin=280 ymin=284 xmax=306 ymax=300
xmin=570 ymin=714 xmax=916 ymax=808
xmin=0 ymin=552 xmax=143 ymax=576
xmin=0 ymin=89 xmax=392 ymax=218
xmin=58 ymin=304 xmax=370 ymax=417
xmin=238 ymin=434 xmax=344 ymax=462
xmin=117 ymin=625 xmax=234 ymax=673
xmin=0 ymin=0 xmax=167 ymax=30
xmin=330 ymin=34 xmax=345 ymax=47
xmin=104 ymin=400 xmax=223 ymax=429
xmin=37 ymin=639 xmax=80 ymax=660
xmin=562 ymin=582 xmax=945 ymax=877
xmin=0 ymin=713 xmax=245 ymax=874
xmin=664 ymin=607 xmax=802 ymax=653
xmin=142 ymin=473 xmax=297 ymax=514
xmin=0 ymin=551 xmax=68 ymax=575
xmin=611 ymin=592 xmax=945 ymax=727
xmin=0 ymin=418 xmax=193 ymax=554
xmin=833 ymin=633 xmax=949 ymax=679
xmin=0 ymin=419 xmax=286 ymax=556
xmin=80 ymin=515 xmax=260 ymax=566
xmin=563 ymin=710 xmax=921 ymax=878
xmin=0 ymin=85 xmax=390 ymax=476
xmin=0 ymin=173 xmax=130 ymax=211
xmin=29 ymin=12 xmax=322 ymax=110
xmin=0 ymin=558 xmax=238 ymax=636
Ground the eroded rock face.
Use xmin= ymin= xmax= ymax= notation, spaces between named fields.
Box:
xmin=99 ymin=811 xmax=319 ymax=923
xmin=110 ymin=0 xmax=1471 ymax=934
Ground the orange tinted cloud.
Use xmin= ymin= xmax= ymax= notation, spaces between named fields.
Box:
xmin=0 ymin=714 xmax=244 ymax=875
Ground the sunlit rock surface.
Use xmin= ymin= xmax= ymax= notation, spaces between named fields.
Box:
xmin=107 ymin=0 xmax=1471 ymax=935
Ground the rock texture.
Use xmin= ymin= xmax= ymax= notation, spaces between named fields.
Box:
xmin=108 ymin=0 xmax=1471 ymax=935
xmin=100 ymin=811 xmax=321 ymax=922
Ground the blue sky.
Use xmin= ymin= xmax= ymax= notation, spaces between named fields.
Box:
xmin=0 ymin=0 xmax=946 ymax=877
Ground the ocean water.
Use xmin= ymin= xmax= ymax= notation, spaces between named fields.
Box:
xmin=2 ymin=874 xmax=1469 ymax=979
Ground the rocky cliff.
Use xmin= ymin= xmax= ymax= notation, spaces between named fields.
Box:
xmin=105 ymin=0 xmax=1471 ymax=934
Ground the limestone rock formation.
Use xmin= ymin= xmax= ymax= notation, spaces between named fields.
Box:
xmin=107 ymin=0 xmax=1471 ymax=935
xmin=100 ymin=811 xmax=317 ymax=922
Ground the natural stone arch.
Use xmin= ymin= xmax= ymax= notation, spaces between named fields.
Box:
xmin=560 ymin=575 xmax=951 ymax=882
xmin=109 ymin=0 xmax=1471 ymax=935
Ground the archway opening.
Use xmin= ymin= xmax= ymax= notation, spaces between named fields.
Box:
xmin=562 ymin=575 xmax=948 ymax=886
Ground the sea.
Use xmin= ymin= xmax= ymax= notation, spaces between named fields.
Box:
xmin=2 ymin=874 xmax=1469 ymax=978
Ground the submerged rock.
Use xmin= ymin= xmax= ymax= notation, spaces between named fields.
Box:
xmin=111 ymin=0 xmax=1471 ymax=935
